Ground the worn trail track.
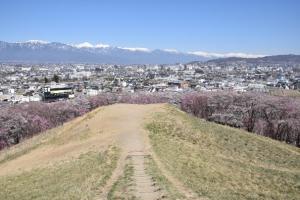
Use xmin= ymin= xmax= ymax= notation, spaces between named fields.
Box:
xmin=130 ymin=154 xmax=164 ymax=199
xmin=97 ymin=104 xmax=198 ymax=199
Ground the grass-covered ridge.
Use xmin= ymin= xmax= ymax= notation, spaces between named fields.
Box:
xmin=146 ymin=105 xmax=300 ymax=200
xmin=0 ymin=146 xmax=119 ymax=200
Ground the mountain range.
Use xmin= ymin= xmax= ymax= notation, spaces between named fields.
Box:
xmin=0 ymin=40 xmax=299 ymax=64
xmin=206 ymin=54 xmax=300 ymax=65
xmin=0 ymin=40 xmax=204 ymax=64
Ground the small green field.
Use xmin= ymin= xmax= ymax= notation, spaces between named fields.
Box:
xmin=146 ymin=105 xmax=300 ymax=200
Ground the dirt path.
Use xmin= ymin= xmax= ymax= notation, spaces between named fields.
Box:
xmin=99 ymin=104 xmax=164 ymax=199
xmin=98 ymin=104 xmax=198 ymax=200
xmin=131 ymin=153 xmax=163 ymax=199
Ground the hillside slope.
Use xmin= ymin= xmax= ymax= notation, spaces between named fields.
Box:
xmin=206 ymin=54 xmax=300 ymax=65
xmin=146 ymin=105 xmax=300 ymax=199
xmin=0 ymin=104 xmax=299 ymax=200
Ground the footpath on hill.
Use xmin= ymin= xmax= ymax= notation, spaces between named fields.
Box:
xmin=97 ymin=104 xmax=197 ymax=199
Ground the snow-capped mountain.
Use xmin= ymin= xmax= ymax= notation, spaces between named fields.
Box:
xmin=0 ymin=40 xmax=264 ymax=64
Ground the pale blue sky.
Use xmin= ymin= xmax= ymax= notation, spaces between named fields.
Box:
xmin=0 ymin=0 xmax=299 ymax=54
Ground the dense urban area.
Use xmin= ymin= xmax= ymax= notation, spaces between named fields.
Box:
xmin=1 ymin=59 xmax=300 ymax=104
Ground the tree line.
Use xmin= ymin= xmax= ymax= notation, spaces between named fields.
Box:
xmin=181 ymin=92 xmax=300 ymax=147
xmin=1 ymin=91 xmax=299 ymax=150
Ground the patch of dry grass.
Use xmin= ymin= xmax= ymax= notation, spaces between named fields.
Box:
xmin=0 ymin=107 xmax=102 ymax=166
xmin=269 ymin=88 xmax=300 ymax=97
xmin=144 ymin=155 xmax=184 ymax=199
xmin=0 ymin=106 xmax=122 ymax=200
xmin=0 ymin=146 xmax=119 ymax=200
xmin=146 ymin=105 xmax=300 ymax=200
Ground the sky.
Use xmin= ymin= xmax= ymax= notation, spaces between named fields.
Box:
xmin=0 ymin=0 xmax=300 ymax=55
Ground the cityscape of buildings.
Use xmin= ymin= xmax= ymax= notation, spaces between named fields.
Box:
xmin=1 ymin=60 xmax=300 ymax=105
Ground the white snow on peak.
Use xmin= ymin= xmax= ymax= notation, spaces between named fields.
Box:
xmin=163 ymin=49 xmax=179 ymax=53
xmin=24 ymin=40 xmax=49 ymax=44
xmin=75 ymin=42 xmax=94 ymax=48
xmin=95 ymin=43 xmax=110 ymax=48
xmin=118 ymin=47 xmax=151 ymax=52
xmin=73 ymin=42 xmax=110 ymax=48
xmin=188 ymin=51 xmax=267 ymax=58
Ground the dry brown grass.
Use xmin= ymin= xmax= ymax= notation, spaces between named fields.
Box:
xmin=146 ymin=105 xmax=300 ymax=200
xmin=0 ymin=105 xmax=125 ymax=200
xmin=269 ymin=88 xmax=300 ymax=97
xmin=0 ymin=147 xmax=119 ymax=200
xmin=0 ymin=104 xmax=165 ymax=199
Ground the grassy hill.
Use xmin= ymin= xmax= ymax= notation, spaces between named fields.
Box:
xmin=0 ymin=107 xmax=120 ymax=200
xmin=0 ymin=104 xmax=299 ymax=200
xmin=146 ymin=105 xmax=300 ymax=200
